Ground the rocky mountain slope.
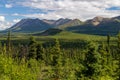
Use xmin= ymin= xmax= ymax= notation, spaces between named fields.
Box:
xmin=3 ymin=15 xmax=120 ymax=35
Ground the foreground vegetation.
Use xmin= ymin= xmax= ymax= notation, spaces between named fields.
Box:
xmin=0 ymin=31 xmax=120 ymax=80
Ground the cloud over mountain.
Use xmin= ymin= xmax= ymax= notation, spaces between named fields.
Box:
xmin=1 ymin=0 xmax=120 ymax=30
xmin=16 ymin=0 xmax=120 ymax=20
xmin=0 ymin=16 xmax=13 ymax=30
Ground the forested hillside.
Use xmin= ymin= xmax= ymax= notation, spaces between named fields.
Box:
xmin=0 ymin=31 xmax=119 ymax=80
xmin=1 ymin=0 xmax=120 ymax=80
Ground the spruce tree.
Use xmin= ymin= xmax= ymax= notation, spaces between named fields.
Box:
xmin=18 ymin=45 xmax=27 ymax=59
xmin=84 ymin=42 xmax=101 ymax=79
xmin=0 ymin=42 xmax=2 ymax=54
xmin=36 ymin=44 xmax=45 ymax=60
xmin=107 ymin=34 xmax=110 ymax=47
xmin=6 ymin=30 xmax=11 ymax=54
xmin=28 ymin=36 xmax=37 ymax=59
xmin=50 ymin=39 xmax=64 ymax=80
xmin=117 ymin=33 xmax=120 ymax=80
xmin=106 ymin=34 xmax=110 ymax=53
xmin=99 ymin=41 xmax=117 ymax=79
xmin=2 ymin=43 xmax=7 ymax=55
xmin=99 ymin=43 xmax=110 ymax=78
xmin=51 ymin=39 xmax=61 ymax=66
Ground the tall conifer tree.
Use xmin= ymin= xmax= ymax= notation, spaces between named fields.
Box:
xmin=28 ymin=36 xmax=37 ymax=59
xmin=84 ymin=42 xmax=101 ymax=79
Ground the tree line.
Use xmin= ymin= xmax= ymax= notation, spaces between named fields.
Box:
xmin=0 ymin=31 xmax=119 ymax=80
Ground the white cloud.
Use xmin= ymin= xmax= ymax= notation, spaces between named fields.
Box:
xmin=0 ymin=22 xmax=13 ymax=30
xmin=13 ymin=19 xmax=21 ymax=23
xmin=0 ymin=18 xmax=21 ymax=30
xmin=16 ymin=0 xmax=120 ymax=20
xmin=0 ymin=16 xmax=12 ymax=30
xmin=1 ymin=0 xmax=120 ymax=30
xmin=0 ymin=16 xmax=5 ymax=22
xmin=22 ymin=13 xmax=62 ymax=20
xmin=12 ymin=13 xmax=19 ymax=16
xmin=5 ymin=4 xmax=13 ymax=8
xmin=0 ymin=16 xmax=20 ymax=30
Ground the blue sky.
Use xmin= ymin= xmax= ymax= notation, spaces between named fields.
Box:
xmin=0 ymin=0 xmax=120 ymax=30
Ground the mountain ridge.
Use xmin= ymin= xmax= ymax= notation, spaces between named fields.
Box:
xmin=3 ymin=15 xmax=120 ymax=35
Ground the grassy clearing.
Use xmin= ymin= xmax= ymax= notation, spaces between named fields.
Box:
xmin=0 ymin=31 xmax=117 ymax=45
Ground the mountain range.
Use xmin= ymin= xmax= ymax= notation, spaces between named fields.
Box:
xmin=3 ymin=15 xmax=120 ymax=35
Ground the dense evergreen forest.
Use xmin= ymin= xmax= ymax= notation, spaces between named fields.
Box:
xmin=0 ymin=31 xmax=120 ymax=80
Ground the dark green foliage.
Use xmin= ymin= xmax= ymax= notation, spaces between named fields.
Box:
xmin=50 ymin=39 xmax=61 ymax=66
xmin=28 ymin=36 xmax=36 ymax=46
xmin=117 ymin=33 xmax=120 ymax=80
xmin=0 ymin=33 xmax=119 ymax=80
xmin=107 ymin=34 xmax=110 ymax=47
xmin=34 ymin=28 xmax=63 ymax=36
xmin=0 ymin=42 xmax=2 ymax=54
xmin=36 ymin=44 xmax=44 ymax=60
xmin=99 ymin=40 xmax=118 ymax=80
xmin=54 ymin=39 xmax=62 ymax=67
xmin=6 ymin=30 xmax=11 ymax=53
xmin=18 ymin=45 xmax=28 ymax=59
xmin=28 ymin=36 xmax=37 ymax=59
xmin=84 ymin=42 xmax=101 ymax=79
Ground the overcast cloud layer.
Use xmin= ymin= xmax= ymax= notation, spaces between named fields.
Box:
xmin=0 ymin=0 xmax=120 ymax=30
